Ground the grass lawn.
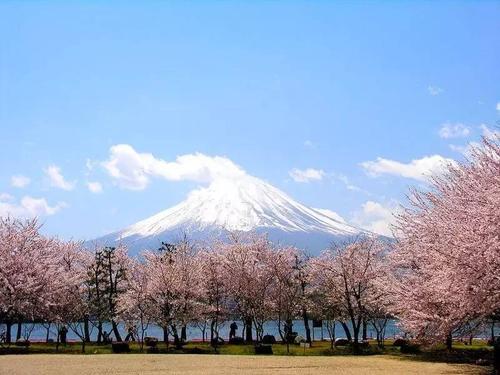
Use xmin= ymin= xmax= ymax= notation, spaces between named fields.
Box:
xmin=0 ymin=353 xmax=489 ymax=375
xmin=0 ymin=339 xmax=493 ymax=374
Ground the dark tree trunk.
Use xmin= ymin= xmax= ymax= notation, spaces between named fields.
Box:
xmin=362 ymin=319 xmax=367 ymax=341
xmin=491 ymin=321 xmax=495 ymax=343
xmin=245 ymin=317 xmax=253 ymax=343
xmin=210 ymin=320 xmax=215 ymax=342
xmin=111 ymin=320 xmax=122 ymax=342
xmin=45 ymin=324 xmax=51 ymax=343
xmin=84 ymin=318 xmax=91 ymax=342
xmin=302 ymin=309 xmax=311 ymax=344
xmin=493 ymin=337 xmax=499 ymax=374
xmin=352 ymin=322 xmax=360 ymax=352
xmin=181 ymin=326 xmax=187 ymax=341
xmin=97 ymin=321 xmax=103 ymax=343
xmin=16 ymin=321 xmax=22 ymax=341
xmin=171 ymin=325 xmax=181 ymax=349
xmin=446 ymin=333 xmax=453 ymax=351
xmin=340 ymin=322 xmax=352 ymax=342
xmin=5 ymin=321 xmax=12 ymax=344
xmin=163 ymin=326 xmax=168 ymax=343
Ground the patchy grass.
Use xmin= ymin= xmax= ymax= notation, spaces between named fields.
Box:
xmin=0 ymin=338 xmax=493 ymax=369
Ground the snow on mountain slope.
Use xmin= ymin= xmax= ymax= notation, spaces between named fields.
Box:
xmin=95 ymin=175 xmax=366 ymax=253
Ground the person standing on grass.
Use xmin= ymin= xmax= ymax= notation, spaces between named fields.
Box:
xmin=229 ymin=322 xmax=238 ymax=340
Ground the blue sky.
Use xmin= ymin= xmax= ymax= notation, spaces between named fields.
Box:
xmin=1 ymin=1 xmax=499 ymax=239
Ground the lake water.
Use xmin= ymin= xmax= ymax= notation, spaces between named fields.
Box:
xmin=4 ymin=319 xmax=496 ymax=343
xmin=3 ymin=320 xmax=402 ymax=342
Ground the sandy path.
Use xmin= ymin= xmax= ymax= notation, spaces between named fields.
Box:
xmin=0 ymin=354 xmax=483 ymax=375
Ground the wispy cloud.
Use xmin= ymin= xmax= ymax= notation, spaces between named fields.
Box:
xmin=44 ymin=165 xmax=76 ymax=191
xmin=332 ymin=173 xmax=365 ymax=193
xmin=438 ymin=122 xmax=470 ymax=139
xmin=10 ymin=175 xmax=31 ymax=188
xmin=87 ymin=181 xmax=103 ymax=194
xmin=428 ymin=85 xmax=443 ymax=96
xmin=360 ymin=154 xmax=454 ymax=182
xmin=289 ymin=168 xmax=325 ymax=183
xmin=480 ymin=124 xmax=499 ymax=140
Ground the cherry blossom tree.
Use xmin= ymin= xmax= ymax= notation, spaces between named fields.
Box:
xmin=220 ymin=233 xmax=274 ymax=343
xmin=0 ymin=217 xmax=62 ymax=344
xmin=310 ymin=236 xmax=389 ymax=350
xmin=53 ymin=240 xmax=92 ymax=353
xmin=118 ymin=259 xmax=153 ymax=351
xmin=143 ymin=237 xmax=203 ymax=348
xmin=392 ymin=136 xmax=500 ymax=350
xmin=267 ymin=246 xmax=304 ymax=351
xmin=198 ymin=244 xmax=230 ymax=348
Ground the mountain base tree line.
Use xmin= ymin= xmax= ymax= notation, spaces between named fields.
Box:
xmin=0 ymin=138 xmax=498 ymax=361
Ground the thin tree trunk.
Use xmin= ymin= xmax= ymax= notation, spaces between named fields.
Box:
xmin=302 ymin=309 xmax=311 ymax=344
xmin=245 ymin=317 xmax=253 ymax=343
xmin=84 ymin=318 xmax=91 ymax=342
xmin=210 ymin=320 xmax=215 ymax=342
xmin=171 ymin=325 xmax=181 ymax=349
xmin=181 ymin=326 xmax=187 ymax=342
xmin=446 ymin=332 xmax=453 ymax=351
xmin=97 ymin=321 xmax=103 ymax=344
xmin=45 ymin=323 xmax=51 ymax=343
xmin=16 ymin=321 xmax=22 ymax=341
xmin=5 ymin=321 xmax=12 ymax=344
xmin=163 ymin=326 xmax=168 ymax=344
xmin=491 ymin=321 xmax=495 ymax=343
xmin=362 ymin=319 xmax=367 ymax=341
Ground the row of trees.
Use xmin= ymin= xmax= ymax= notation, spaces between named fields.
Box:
xmin=0 ymin=219 xmax=392 ymax=352
xmin=1 ymin=137 xmax=498 ymax=354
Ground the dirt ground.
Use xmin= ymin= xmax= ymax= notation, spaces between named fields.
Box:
xmin=0 ymin=354 xmax=485 ymax=375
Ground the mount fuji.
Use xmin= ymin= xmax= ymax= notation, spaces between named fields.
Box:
xmin=94 ymin=175 xmax=367 ymax=255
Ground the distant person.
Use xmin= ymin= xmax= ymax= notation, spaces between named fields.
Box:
xmin=229 ymin=322 xmax=238 ymax=340
xmin=59 ymin=326 xmax=68 ymax=345
xmin=102 ymin=330 xmax=111 ymax=344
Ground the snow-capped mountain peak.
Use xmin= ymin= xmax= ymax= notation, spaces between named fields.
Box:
xmin=116 ymin=175 xmax=360 ymax=239
xmin=94 ymin=175 xmax=366 ymax=254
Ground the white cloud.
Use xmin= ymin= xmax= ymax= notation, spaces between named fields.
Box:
xmin=0 ymin=195 xmax=66 ymax=218
xmin=304 ymin=140 xmax=314 ymax=148
xmin=438 ymin=122 xmax=470 ymax=139
xmin=87 ymin=181 xmax=103 ymax=194
xmin=289 ymin=168 xmax=325 ymax=183
xmin=360 ymin=154 xmax=454 ymax=182
xmin=44 ymin=165 xmax=76 ymax=191
xmin=10 ymin=175 xmax=31 ymax=188
xmin=102 ymin=144 xmax=246 ymax=190
xmin=496 ymin=102 xmax=500 ymax=111
xmin=351 ymin=200 xmax=399 ymax=237
xmin=428 ymin=85 xmax=443 ymax=96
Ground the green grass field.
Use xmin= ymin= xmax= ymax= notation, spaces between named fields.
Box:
xmin=0 ymin=338 xmax=493 ymax=364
